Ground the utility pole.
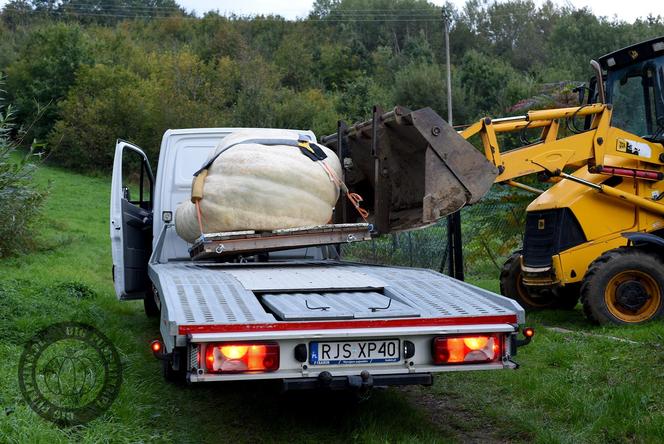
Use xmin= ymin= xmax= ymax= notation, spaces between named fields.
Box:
xmin=443 ymin=7 xmax=453 ymax=127
xmin=442 ymin=6 xmax=464 ymax=281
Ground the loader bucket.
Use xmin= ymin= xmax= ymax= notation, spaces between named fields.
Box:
xmin=321 ymin=106 xmax=498 ymax=234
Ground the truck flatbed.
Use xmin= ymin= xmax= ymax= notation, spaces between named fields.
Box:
xmin=148 ymin=260 xmax=523 ymax=383
xmin=150 ymin=261 xmax=525 ymax=336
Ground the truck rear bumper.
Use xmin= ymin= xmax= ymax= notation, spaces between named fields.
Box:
xmin=186 ymin=358 xmax=515 ymax=383
xmin=281 ymin=372 xmax=434 ymax=391
xmin=171 ymin=323 xmax=521 ymax=383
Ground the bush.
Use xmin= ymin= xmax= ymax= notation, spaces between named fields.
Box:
xmin=50 ymin=51 xmax=234 ymax=171
xmin=0 ymin=99 xmax=47 ymax=257
xmin=392 ymin=62 xmax=446 ymax=115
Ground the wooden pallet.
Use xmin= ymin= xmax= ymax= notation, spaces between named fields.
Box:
xmin=189 ymin=223 xmax=372 ymax=260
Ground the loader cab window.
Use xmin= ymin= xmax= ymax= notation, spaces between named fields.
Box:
xmin=607 ymin=57 xmax=664 ymax=140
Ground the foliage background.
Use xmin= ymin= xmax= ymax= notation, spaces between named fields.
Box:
xmin=2 ymin=0 xmax=663 ymax=172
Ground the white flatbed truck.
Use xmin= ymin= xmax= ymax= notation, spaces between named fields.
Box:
xmin=110 ymin=124 xmax=532 ymax=390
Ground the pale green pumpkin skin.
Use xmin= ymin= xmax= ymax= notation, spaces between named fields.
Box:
xmin=175 ymin=138 xmax=342 ymax=243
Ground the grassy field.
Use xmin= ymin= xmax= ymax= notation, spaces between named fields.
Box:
xmin=2 ymin=165 xmax=664 ymax=443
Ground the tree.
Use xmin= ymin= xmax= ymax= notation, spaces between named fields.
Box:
xmin=5 ymin=23 xmax=91 ymax=141
xmin=458 ymin=49 xmax=534 ymax=117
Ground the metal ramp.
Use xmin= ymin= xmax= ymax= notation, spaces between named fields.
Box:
xmin=189 ymin=223 xmax=371 ymax=260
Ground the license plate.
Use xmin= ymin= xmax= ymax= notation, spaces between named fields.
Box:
xmin=309 ymin=339 xmax=400 ymax=365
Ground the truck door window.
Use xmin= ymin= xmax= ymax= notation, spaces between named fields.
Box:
xmin=122 ymin=151 xmax=153 ymax=210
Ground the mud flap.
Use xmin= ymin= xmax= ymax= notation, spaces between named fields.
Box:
xmin=321 ymin=106 xmax=498 ymax=234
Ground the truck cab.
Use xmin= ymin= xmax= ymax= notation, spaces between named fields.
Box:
xmin=110 ymin=127 xmax=528 ymax=389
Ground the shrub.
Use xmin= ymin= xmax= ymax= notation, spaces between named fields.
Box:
xmin=0 ymin=97 xmax=47 ymax=257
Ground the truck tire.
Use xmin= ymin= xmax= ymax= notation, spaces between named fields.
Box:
xmin=580 ymin=247 xmax=664 ymax=325
xmin=500 ymin=251 xmax=556 ymax=310
xmin=144 ymin=285 xmax=160 ymax=318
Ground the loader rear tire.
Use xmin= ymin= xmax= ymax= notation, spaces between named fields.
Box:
xmin=581 ymin=247 xmax=664 ymax=325
xmin=500 ymin=251 xmax=556 ymax=310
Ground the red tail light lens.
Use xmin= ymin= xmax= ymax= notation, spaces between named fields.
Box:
xmin=150 ymin=340 xmax=163 ymax=353
xmin=432 ymin=335 xmax=501 ymax=364
xmin=205 ymin=342 xmax=279 ymax=373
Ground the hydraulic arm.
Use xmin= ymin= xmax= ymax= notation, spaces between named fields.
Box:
xmin=460 ymin=104 xmax=664 ymax=217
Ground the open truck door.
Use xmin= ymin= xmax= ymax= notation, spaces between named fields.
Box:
xmin=110 ymin=140 xmax=154 ymax=300
xmin=321 ymin=106 xmax=498 ymax=234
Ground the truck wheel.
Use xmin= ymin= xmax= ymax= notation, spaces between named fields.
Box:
xmin=144 ymin=286 xmax=160 ymax=318
xmin=500 ymin=251 xmax=556 ymax=310
xmin=554 ymin=283 xmax=581 ymax=310
xmin=581 ymin=248 xmax=664 ymax=325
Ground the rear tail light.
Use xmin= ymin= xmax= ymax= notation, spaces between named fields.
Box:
xmin=150 ymin=340 xmax=163 ymax=353
xmin=432 ymin=335 xmax=501 ymax=365
xmin=150 ymin=339 xmax=165 ymax=359
xmin=205 ymin=342 xmax=279 ymax=373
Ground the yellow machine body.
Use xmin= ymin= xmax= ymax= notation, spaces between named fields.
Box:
xmin=461 ymin=101 xmax=664 ymax=292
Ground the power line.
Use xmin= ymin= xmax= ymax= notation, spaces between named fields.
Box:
xmin=3 ymin=4 xmax=617 ymax=23
xmin=2 ymin=3 xmax=556 ymax=18
xmin=7 ymin=9 xmax=448 ymax=22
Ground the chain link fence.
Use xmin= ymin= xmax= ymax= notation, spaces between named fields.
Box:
xmin=341 ymin=188 xmax=532 ymax=285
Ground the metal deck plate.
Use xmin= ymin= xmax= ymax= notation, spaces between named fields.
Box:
xmin=154 ymin=263 xmax=275 ymax=325
xmin=223 ymin=266 xmax=386 ymax=292
xmin=262 ymin=291 xmax=420 ymax=321
xmin=351 ymin=265 xmax=520 ymax=320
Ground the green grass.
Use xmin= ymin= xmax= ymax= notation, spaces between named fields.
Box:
xmin=2 ymin=164 xmax=664 ymax=443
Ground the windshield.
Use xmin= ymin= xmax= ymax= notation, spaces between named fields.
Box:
xmin=606 ymin=56 xmax=664 ymax=139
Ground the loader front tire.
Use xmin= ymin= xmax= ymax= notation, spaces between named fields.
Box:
xmin=500 ymin=251 xmax=556 ymax=310
xmin=581 ymin=248 xmax=664 ymax=325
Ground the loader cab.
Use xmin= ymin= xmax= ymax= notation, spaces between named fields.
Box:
xmin=599 ymin=36 xmax=664 ymax=141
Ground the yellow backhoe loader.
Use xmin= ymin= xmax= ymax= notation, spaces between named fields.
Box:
xmin=323 ymin=36 xmax=664 ymax=325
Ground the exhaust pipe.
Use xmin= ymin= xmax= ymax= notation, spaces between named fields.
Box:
xmin=590 ymin=60 xmax=606 ymax=103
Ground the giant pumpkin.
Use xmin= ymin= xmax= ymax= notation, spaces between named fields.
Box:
xmin=175 ymin=129 xmax=342 ymax=243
